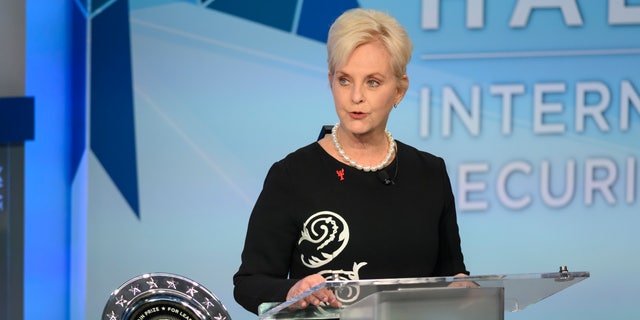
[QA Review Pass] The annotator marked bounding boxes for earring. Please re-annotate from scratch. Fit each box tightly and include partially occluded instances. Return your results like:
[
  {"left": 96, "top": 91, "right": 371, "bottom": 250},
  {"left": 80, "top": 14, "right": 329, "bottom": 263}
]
[{"left": 393, "top": 104, "right": 398, "bottom": 108}]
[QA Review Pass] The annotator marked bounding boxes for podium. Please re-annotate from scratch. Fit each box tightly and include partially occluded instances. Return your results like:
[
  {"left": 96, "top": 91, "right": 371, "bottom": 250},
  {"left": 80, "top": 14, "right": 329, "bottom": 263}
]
[{"left": 257, "top": 269, "right": 589, "bottom": 320}]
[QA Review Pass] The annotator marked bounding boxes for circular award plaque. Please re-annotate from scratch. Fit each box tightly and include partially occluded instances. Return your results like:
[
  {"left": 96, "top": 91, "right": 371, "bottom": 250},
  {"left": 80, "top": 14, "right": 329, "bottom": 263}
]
[{"left": 102, "top": 273, "right": 231, "bottom": 320}]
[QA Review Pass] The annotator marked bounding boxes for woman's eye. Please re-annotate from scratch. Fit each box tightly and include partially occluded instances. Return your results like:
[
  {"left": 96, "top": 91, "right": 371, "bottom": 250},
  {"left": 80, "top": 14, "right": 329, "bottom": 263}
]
[
  {"left": 338, "top": 78, "right": 350, "bottom": 86},
  {"left": 367, "top": 79, "right": 380, "bottom": 87}
]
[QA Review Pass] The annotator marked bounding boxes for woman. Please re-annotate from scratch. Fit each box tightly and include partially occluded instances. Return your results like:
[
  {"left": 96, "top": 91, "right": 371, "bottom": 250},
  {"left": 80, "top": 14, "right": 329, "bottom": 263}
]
[{"left": 233, "top": 8, "right": 468, "bottom": 314}]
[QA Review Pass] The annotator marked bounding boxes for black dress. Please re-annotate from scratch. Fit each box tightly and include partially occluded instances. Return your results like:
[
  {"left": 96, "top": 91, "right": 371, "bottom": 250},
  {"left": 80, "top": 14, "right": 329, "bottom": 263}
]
[{"left": 233, "top": 140, "right": 468, "bottom": 314}]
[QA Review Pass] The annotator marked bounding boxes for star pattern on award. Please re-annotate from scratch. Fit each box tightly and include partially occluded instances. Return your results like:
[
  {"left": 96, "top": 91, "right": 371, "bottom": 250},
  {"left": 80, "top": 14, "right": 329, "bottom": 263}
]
[
  {"left": 128, "top": 284, "right": 141, "bottom": 296},
  {"left": 146, "top": 277, "right": 158, "bottom": 289},
  {"left": 166, "top": 279, "right": 178, "bottom": 289},
  {"left": 105, "top": 310, "right": 117, "bottom": 320},
  {"left": 186, "top": 286, "right": 198, "bottom": 297},
  {"left": 213, "top": 313, "right": 227, "bottom": 320},
  {"left": 115, "top": 295, "right": 128, "bottom": 307},
  {"left": 203, "top": 297, "right": 216, "bottom": 309}
]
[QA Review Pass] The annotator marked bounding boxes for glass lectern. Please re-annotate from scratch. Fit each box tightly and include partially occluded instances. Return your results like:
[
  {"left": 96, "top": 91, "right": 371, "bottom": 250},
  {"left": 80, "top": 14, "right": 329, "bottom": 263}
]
[{"left": 258, "top": 269, "right": 589, "bottom": 320}]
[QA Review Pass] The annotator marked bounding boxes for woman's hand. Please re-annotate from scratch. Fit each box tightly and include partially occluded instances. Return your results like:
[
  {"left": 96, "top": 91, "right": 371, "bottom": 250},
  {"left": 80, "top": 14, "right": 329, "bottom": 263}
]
[
  {"left": 286, "top": 274, "right": 342, "bottom": 310},
  {"left": 447, "top": 273, "right": 478, "bottom": 288}
]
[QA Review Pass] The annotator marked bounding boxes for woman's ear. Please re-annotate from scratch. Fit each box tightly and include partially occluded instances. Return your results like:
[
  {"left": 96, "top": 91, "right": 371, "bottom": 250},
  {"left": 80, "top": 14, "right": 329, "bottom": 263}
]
[{"left": 396, "top": 74, "right": 409, "bottom": 103}]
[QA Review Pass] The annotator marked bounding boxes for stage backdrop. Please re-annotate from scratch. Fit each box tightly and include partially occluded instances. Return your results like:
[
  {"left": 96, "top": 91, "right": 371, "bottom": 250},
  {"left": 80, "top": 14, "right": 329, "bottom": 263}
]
[{"left": 71, "top": 1, "right": 640, "bottom": 319}]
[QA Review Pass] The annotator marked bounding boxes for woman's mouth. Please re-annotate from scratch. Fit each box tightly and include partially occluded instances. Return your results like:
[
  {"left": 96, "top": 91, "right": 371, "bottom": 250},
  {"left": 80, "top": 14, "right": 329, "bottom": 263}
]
[{"left": 349, "top": 111, "right": 367, "bottom": 119}]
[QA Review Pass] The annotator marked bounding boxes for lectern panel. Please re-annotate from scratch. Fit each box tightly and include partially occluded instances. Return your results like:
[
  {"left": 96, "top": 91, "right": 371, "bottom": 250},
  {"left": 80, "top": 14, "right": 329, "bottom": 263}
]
[
  {"left": 340, "top": 287, "right": 503, "bottom": 320},
  {"left": 258, "top": 271, "right": 589, "bottom": 320}
]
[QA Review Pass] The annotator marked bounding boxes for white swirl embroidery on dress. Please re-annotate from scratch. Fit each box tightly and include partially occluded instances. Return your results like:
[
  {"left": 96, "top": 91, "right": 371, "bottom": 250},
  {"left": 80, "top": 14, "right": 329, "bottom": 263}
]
[{"left": 298, "top": 211, "right": 349, "bottom": 268}]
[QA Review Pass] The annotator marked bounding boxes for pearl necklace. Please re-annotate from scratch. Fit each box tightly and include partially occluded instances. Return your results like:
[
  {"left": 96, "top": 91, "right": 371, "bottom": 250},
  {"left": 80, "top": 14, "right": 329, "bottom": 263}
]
[{"left": 331, "top": 123, "right": 396, "bottom": 172}]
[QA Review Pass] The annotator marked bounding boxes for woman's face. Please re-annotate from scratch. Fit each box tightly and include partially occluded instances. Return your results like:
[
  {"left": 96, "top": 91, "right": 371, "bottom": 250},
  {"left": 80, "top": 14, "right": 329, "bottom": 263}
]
[{"left": 329, "top": 40, "right": 408, "bottom": 138}]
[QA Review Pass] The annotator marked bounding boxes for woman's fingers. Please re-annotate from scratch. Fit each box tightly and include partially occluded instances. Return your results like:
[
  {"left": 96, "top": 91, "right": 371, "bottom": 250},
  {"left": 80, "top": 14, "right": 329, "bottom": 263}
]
[
  {"left": 287, "top": 275, "right": 325, "bottom": 309},
  {"left": 287, "top": 276, "right": 342, "bottom": 310}
]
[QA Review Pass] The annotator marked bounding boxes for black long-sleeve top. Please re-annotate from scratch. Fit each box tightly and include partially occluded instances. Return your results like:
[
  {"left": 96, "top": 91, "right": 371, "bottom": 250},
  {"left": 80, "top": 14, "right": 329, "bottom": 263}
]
[{"left": 233, "top": 140, "right": 468, "bottom": 314}]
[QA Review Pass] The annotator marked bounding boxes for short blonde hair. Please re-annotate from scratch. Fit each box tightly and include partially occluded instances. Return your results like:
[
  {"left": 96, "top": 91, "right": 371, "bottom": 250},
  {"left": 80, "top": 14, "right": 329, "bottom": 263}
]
[{"left": 327, "top": 9, "right": 413, "bottom": 87}]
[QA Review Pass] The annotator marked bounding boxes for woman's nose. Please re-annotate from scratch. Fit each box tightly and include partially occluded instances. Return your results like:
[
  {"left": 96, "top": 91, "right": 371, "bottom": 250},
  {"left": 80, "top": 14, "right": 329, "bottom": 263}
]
[{"left": 351, "top": 85, "right": 365, "bottom": 104}]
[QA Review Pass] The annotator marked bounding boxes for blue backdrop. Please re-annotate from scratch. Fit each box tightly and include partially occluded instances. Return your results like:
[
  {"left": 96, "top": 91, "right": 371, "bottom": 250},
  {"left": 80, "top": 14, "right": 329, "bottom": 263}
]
[{"left": 25, "top": 1, "right": 640, "bottom": 319}]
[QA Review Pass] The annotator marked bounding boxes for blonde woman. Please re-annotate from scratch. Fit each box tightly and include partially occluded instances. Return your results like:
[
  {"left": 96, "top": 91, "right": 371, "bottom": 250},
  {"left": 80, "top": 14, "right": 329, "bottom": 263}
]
[{"left": 234, "top": 8, "right": 468, "bottom": 314}]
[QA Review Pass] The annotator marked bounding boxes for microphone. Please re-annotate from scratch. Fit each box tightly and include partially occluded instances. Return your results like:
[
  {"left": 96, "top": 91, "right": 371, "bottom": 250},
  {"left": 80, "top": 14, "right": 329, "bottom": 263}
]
[{"left": 377, "top": 170, "right": 394, "bottom": 185}]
